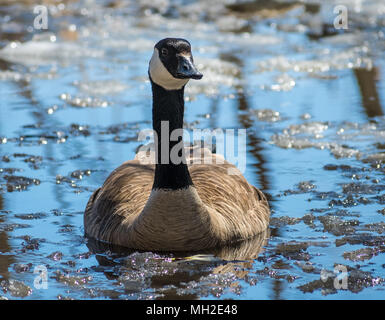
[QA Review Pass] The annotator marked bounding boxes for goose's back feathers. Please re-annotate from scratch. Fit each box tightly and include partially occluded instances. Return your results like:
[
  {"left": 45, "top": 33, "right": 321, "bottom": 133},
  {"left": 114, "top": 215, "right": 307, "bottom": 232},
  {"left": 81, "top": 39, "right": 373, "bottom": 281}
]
[{"left": 85, "top": 146, "right": 269, "bottom": 251}]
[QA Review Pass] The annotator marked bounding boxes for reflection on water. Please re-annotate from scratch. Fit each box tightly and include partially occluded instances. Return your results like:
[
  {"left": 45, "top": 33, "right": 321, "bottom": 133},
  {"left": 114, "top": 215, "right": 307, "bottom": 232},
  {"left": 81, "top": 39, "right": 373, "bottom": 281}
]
[
  {"left": 0, "top": 0, "right": 384, "bottom": 299},
  {"left": 87, "top": 230, "right": 269, "bottom": 299},
  {"left": 234, "top": 65, "right": 271, "bottom": 198},
  {"left": 354, "top": 67, "right": 383, "bottom": 118},
  {"left": 0, "top": 194, "right": 14, "bottom": 281}
]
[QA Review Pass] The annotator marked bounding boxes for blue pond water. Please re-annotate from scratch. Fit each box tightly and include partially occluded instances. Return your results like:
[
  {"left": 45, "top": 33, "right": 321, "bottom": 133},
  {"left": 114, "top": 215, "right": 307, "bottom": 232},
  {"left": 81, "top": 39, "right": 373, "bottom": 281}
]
[{"left": 0, "top": 0, "right": 384, "bottom": 299}]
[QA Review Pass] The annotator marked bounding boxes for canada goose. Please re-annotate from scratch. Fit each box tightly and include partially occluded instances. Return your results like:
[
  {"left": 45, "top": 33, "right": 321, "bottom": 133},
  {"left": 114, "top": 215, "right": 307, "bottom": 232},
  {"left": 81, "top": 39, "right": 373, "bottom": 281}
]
[{"left": 84, "top": 38, "right": 270, "bottom": 251}]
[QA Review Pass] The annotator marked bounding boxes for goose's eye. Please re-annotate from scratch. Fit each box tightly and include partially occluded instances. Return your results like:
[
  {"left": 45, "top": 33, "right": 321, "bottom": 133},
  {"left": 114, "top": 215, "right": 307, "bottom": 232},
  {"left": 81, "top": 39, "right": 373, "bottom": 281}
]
[{"left": 161, "top": 48, "right": 168, "bottom": 56}]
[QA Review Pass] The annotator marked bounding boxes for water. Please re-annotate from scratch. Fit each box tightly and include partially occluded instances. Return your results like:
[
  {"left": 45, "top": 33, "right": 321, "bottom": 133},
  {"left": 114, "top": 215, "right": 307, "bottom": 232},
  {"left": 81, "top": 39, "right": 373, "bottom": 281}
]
[{"left": 0, "top": 0, "right": 384, "bottom": 300}]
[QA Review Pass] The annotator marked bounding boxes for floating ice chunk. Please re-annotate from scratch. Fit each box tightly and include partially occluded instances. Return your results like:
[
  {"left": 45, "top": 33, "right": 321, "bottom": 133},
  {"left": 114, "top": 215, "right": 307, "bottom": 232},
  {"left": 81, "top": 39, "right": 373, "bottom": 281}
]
[
  {"left": 329, "top": 143, "right": 361, "bottom": 159},
  {"left": 252, "top": 109, "right": 281, "bottom": 122},
  {"left": 271, "top": 133, "right": 361, "bottom": 158},
  {"left": 222, "top": 32, "right": 281, "bottom": 47},
  {"left": 60, "top": 93, "right": 109, "bottom": 108},
  {"left": 0, "top": 70, "right": 26, "bottom": 82},
  {"left": 185, "top": 57, "right": 241, "bottom": 97},
  {"left": 287, "top": 122, "right": 329, "bottom": 136},
  {"left": 318, "top": 215, "right": 359, "bottom": 236},
  {"left": 138, "top": 0, "right": 170, "bottom": 15},
  {"left": 271, "top": 73, "right": 296, "bottom": 91},
  {"left": 362, "top": 153, "right": 385, "bottom": 163},
  {"left": 256, "top": 56, "right": 330, "bottom": 73},
  {"left": 75, "top": 80, "right": 127, "bottom": 96},
  {"left": 343, "top": 247, "right": 385, "bottom": 262},
  {"left": 215, "top": 15, "right": 250, "bottom": 32},
  {"left": 270, "top": 120, "right": 362, "bottom": 159},
  {"left": 0, "top": 36, "right": 103, "bottom": 66},
  {"left": 270, "top": 134, "right": 311, "bottom": 149},
  {"left": 256, "top": 46, "right": 373, "bottom": 74},
  {"left": 0, "top": 279, "right": 32, "bottom": 297},
  {"left": 178, "top": 0, "right": 228, "bottom": 22},
  {"left": 101, "top": 37, "right": 155, "bottom": 52}
]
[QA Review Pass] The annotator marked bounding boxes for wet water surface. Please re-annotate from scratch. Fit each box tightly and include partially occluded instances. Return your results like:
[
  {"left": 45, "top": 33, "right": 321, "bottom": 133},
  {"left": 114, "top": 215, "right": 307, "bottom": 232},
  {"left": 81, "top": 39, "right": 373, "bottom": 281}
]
[{"left": 0, "top": 0, "right": 385, "bottom": 299}]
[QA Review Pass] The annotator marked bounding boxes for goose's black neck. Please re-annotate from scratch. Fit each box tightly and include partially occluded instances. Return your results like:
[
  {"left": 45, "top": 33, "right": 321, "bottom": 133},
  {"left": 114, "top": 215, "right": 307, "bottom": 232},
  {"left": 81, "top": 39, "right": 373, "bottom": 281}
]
[{"left": 151, "top": 79, "right": 193, "bottom": 190}]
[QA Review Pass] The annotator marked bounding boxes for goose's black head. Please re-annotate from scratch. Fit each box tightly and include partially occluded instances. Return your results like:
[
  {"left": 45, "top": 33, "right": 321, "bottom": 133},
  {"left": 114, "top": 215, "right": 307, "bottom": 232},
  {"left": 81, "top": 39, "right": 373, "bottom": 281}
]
[{"left": 149, "top": 38, "right": 203, "bottom": 91}]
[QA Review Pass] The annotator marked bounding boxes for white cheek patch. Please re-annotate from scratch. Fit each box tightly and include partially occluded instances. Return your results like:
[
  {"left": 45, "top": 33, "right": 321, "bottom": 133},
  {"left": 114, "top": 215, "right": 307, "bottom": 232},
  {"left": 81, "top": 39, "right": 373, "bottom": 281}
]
[{"left": 149, "top": 48, "right": 189, "bottom": 91}]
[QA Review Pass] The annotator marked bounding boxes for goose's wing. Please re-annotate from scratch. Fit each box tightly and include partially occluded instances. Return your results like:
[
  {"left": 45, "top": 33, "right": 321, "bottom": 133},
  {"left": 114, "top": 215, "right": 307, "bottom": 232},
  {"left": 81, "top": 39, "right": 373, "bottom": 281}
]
[
  {"left": 187, "top": 147, "right": 270, "bottom": 238},
  {"left": 84, "top": 160, "right": 154, "bottom": 241}
]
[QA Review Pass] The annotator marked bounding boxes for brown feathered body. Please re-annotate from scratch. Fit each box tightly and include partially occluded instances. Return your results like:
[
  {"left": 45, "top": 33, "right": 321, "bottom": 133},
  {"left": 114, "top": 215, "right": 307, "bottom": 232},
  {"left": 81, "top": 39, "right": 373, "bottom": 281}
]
[{"left": 84, "top": 147, "right": 270, "bottom": 251}]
